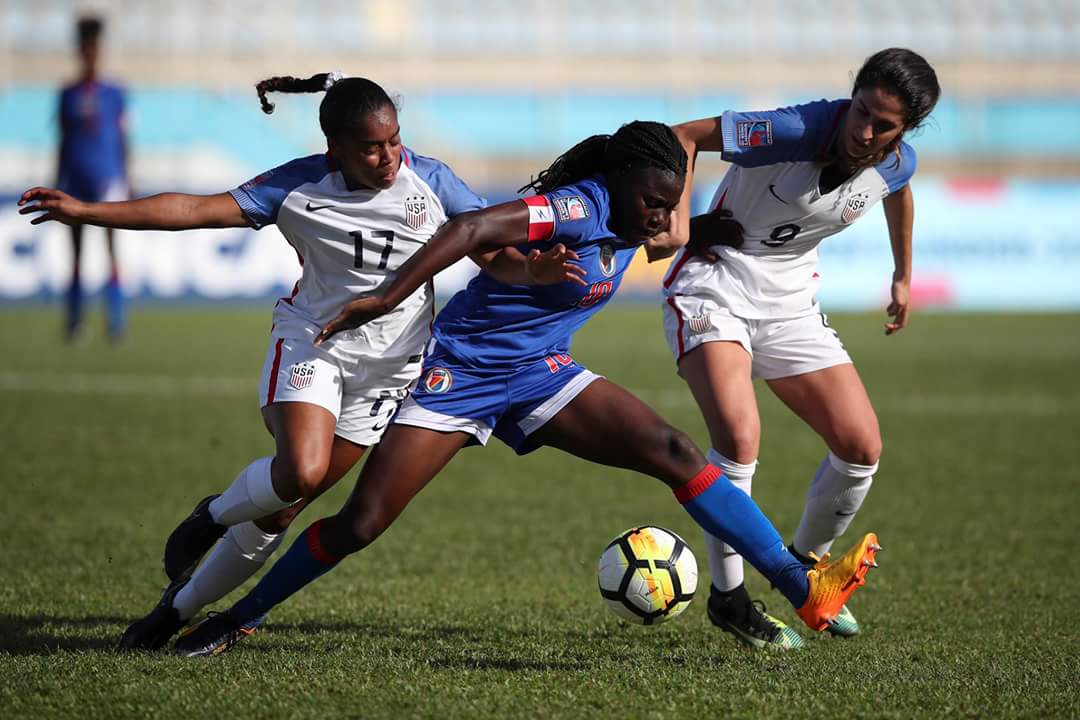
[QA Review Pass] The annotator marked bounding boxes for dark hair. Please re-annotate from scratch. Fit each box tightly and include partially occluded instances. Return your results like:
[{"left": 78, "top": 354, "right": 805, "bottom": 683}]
[
  {"left": 77, "top": 16, "right": 103, "bottom": 45},
  {"left": 853, "top": 48, "right": 940, "bottom": 131},
  {"left": 520, "top": 120, "right": 687, "bottom": 195},
  {"left": 255, "top": 73, "right": 397, "bottom": 140}
]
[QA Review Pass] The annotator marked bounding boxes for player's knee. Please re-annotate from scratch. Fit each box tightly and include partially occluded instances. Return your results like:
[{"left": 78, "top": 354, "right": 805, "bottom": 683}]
[
  {"left": 276, "top": 455, "right": 329, "bottom": 499},
  {"left": 255, "top": 505, "right": 302, "bottom": 534},
  {"left": 653, "top": 424, "right": 701, "bottom": 470},
  {"left": 344, "top": 507, "right": 390, "bottom": 553},
  {"left": 832, "top": 430, "right": 882, "bottom": 467},
  {"left": 724, "top": 427, "right": 760, "bottom": 465}
]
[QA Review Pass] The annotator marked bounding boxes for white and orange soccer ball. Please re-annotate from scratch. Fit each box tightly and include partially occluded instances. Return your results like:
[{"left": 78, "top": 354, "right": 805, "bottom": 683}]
[{"left": 597, "top": 526, "right": 698, "bottom": 625}]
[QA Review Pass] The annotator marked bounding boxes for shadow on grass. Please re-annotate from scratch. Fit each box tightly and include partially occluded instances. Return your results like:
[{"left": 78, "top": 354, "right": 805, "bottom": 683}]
[
  {"left": 0, "top": 613, "right": 126, "bottom": 655},
  {"left": 235, "top": 618, "right": 596, "bottom": 671}
]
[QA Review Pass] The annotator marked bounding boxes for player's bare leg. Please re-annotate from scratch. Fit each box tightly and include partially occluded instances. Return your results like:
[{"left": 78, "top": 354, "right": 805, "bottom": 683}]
[
  {"left": 529, "top": 378, "right": 818, "bottom": 629},
  {"left": 172, "top": 425, "right": 468, "bottom": 656},
  {"left": 768, "top": 362, "right": 882, "bottom": 636},
  {"left": 120, "top": 420, "right": 367, "bottom": 651},
  {"left": 103, "top": 226, "right": 125, "bottom": 342},
  {"left": 678, "top": 343, "right": 801, "bottom": 649},
  {"left": 65, "top": 224, "right": 85, "bottom": 342}
]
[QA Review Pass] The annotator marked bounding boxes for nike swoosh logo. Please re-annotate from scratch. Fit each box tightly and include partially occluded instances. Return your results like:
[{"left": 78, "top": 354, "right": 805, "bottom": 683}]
[
  {"left": 306, "top": 201, "right": 334, "bottom": 212},
  {"left": 372, "top": 421, "right": 388, "bottom": 432},
  {"left": 835, "top": 511, "right": 857, "bottom": 516},
  {"left": 768, "top": 184, "right": 788, "bottom": 205}
]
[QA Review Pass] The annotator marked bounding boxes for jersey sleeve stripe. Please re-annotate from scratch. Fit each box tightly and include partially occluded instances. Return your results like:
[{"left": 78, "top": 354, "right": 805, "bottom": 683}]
[{"left": 522, "top": 196, "right": 555, "bottom": 242}]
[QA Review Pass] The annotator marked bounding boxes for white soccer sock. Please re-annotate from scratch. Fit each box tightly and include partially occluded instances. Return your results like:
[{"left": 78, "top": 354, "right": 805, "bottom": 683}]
[
  {"left": 208, "top": 456, "right": 294, "bottom": 526},
  {"left": 791, "top": 452, "right": 876, "bottom": 559},
  {"left": 172, "top": 521, "right": 285, "bottom": 621},
  {"left": 703, "top": 448, "right": 757, "bottom": 592}
]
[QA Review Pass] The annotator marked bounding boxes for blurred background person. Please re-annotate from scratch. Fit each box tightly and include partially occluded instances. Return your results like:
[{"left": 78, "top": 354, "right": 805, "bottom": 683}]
[{"left": 56, "top": 14, "right": 128, "bottom": 342}]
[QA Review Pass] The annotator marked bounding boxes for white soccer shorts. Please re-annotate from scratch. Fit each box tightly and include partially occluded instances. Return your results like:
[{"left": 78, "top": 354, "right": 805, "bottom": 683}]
[
  {"left": 663, "top": 299, "right": 852, "bottom": 381},
  {"left": 257, "top": 336, "right": 423, "bottom": 446}
]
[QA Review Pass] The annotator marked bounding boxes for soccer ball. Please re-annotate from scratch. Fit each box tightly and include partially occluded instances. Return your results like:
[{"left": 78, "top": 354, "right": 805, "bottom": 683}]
[{"left": 597, "top": 526, "right": 697, "bottom": 625}]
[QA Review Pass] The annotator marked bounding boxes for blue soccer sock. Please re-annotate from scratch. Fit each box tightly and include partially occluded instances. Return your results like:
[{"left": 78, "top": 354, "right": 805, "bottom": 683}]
[
  {"left": 675, "top": 464, "right": 809, "bottom": 607},
  {"left": 66, "top": 270, "right": 83, "bottom": 335},
  {"left": 105, "top": 269, "right": 125, "bottom": 339},
  {"left": 230, "top": 519, "right": 342, "bottom": 626}
]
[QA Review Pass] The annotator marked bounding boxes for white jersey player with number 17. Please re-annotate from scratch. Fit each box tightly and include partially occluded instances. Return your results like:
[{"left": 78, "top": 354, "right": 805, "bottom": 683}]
[
  {"left": 21, "top": 72, "right": 583, "bottom": 652},
  {"left": 661, "top": 49, "right": 940, "bottom": 651}
]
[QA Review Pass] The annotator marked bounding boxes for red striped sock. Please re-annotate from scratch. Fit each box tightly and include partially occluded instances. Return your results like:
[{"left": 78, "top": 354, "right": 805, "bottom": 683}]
[
  {"left": 674, "top": 464, "right": 722, "bottom": 504},
  {"left": 305, "top": 519, "right": 343, "bottom": 566}
]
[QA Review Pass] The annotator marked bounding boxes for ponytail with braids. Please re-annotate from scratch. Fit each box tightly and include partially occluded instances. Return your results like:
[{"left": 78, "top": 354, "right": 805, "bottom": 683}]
[
  {"left": 254, "top": 72, "right": 396, "bottom": 140},
  {"left": 521, "top": 120, "right": 687, "bottom": 195}
]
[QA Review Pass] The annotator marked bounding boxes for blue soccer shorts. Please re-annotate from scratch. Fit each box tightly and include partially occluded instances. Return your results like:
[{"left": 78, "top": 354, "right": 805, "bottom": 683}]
[{"left": 392, "top": 340, "right": 602, "bottom": 454}]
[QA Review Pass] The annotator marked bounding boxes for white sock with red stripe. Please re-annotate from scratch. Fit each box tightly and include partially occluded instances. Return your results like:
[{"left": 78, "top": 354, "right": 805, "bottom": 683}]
[
  {"left": 791, "top": 453, "right": 876, "bottom": 559},
  {"left": 702, "top": 449, "right": 757, "bottom": 592},
  {"left": 208, "top": 457, "right": 294, "bottom": 526},
  {"left": 172, "top": 521, "right": 285, "bottom": 621}
]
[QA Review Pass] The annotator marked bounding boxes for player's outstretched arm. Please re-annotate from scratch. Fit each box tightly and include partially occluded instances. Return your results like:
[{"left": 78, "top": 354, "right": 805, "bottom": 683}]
[
  {"left": 18, "top": 188, "right": 248, "bottom": 230},
  {"left": 882, "top": 183, "right": 913, "bottom": 335},
  {"left": 470, "top": 245, "right": 586, "bottom": 287},
  {"left": 316, "top": 200, "right": 543, "bottom": 344}
]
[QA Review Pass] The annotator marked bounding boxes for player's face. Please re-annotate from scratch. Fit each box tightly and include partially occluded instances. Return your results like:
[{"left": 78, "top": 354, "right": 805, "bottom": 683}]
[
  {"left": 841, "top": 87, "right": 907, "bottom": 163},
  {"left": 79, "top": 37, "right": 100, "bottom": 74},
  {"left": 610, "top": 168, "right": 684, "bottom": 245},
  {"left": 329, "top": 105, "right": 402, "bottom": 191}
]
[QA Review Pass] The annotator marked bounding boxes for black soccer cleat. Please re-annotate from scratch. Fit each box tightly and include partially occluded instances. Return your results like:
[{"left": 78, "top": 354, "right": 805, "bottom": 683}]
[
  {"left": 117, "top": 577, "right": 190, "bottom": 652},
  {"left": 173, "top": 611, "right": 258, "bottom": 658},
  {"left": 707, "top": 587, "right": 805, "bottom": 651},
  {"left": 163, "top": 494, "right": 226, "bottom": 582}
]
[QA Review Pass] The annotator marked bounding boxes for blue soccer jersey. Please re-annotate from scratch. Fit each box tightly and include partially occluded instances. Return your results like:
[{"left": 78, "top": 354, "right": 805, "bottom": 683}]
[
  {"left": 432, "top": 176, "right": 639, "bottom": 368},
  {"left": 57, "top": 79, "right": 127, "bottom": 201}
]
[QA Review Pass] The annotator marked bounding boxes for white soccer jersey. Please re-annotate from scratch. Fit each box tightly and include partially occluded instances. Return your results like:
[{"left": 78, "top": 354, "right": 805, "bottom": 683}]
[
  {"left": 230, "top": 148, "right": 485, "bottom": 362},
  {"left": 664, "top": 99, "right": 916, "bottom": 319}
]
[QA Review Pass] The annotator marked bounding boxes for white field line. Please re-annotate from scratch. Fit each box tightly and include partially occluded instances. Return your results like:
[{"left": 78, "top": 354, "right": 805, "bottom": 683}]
[
  {"left": 0, "top": 371, "right": 251, "bottom": 397},
  {"left": 0, "top": 371, "right": 1076, "bottom": 416},
  {"left": 632, "top": 388, "right": 1079, "bottom": 417}
]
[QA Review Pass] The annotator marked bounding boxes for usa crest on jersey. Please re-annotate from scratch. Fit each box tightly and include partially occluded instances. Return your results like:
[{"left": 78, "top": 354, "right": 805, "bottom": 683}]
[
  {"left": 289, "top": 362, "right": 316, "bottom": 390},
  {"left": 841, "top": 192, "right": 870, "bottom": 224},
  {"left": 404, "top": 195, "right": 427, "bottom": 230}
]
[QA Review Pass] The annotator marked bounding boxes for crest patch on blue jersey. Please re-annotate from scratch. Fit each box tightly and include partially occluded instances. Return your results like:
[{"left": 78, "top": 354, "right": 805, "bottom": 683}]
[
  {"left": 599, "top": 243, "right": 616, "bottom": 277},
  {"left": 423, "top": 367, "right": 453, "bottom": 393},
  {"left": 553, "top": 196, "right": 590, "bottom": 222},
  {"left": 736, "top": 120, "right": 773, "bottom": 149}
]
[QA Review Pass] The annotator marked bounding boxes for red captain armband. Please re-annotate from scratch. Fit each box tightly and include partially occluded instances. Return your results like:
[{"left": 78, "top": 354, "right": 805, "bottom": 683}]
[{"left": 522, "top": 196, "right": 555, "bottom": 242}]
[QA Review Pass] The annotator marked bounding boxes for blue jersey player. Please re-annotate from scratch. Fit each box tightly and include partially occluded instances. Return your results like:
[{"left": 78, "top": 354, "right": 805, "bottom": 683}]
[
  {"left": 662, "top": 49, "right": 940, "bottom": 650},
  {"left": 23, "top": 72, "right": 581, "bottom": 653},
  {"left": 57, "top": 17, "right": 129, "bottom": 341},
  {"left": 171, "top": 121, "right": 881, "bottom": 657}
]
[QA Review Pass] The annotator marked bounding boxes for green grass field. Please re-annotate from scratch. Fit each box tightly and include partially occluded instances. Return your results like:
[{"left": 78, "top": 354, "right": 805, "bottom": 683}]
[{"left": 1, "top": 306, "right": 1078, "bottom": 719}]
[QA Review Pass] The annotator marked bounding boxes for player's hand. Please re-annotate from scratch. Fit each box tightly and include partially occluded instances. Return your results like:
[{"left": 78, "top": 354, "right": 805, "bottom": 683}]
[
  {"left": 526, "top": 243, "right": 587, "bottom": 286},
  {"left": 686, "top": 208, "right": 744, "bottom": 262},
  {"left": 885, "top": 277, "right": 910, "bottom": 335},
  {"left": 17, "top": 187, "right": 86, "bottom": 226},
  {"left": 315, "top": 296, "right": 389, "bottom": 346}
]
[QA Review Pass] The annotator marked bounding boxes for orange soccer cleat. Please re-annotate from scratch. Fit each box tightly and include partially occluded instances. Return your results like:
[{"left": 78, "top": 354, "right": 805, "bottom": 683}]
[{"left": 796, "top": 532, "right": 881, "bottom": 632}]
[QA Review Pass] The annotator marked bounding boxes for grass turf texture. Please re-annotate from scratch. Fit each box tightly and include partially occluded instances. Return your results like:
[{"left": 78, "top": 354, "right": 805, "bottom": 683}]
[{"left": 1, "top": 306, "right": 1077, "bottom": 719}]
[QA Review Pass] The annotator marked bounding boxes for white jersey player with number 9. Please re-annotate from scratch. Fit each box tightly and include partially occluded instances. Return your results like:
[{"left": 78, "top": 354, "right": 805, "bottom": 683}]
[
  {"left": 20, "top": 72, "right": 583, "bottom": 651},
  {"left": 659, "top": 49, "right": 940, "bottom": 650}
]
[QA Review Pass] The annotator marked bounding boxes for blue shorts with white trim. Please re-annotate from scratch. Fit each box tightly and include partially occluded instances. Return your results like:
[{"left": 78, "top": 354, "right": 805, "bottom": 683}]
[{"left": 393, "top": 342, "right": 601, "bottom": 455}]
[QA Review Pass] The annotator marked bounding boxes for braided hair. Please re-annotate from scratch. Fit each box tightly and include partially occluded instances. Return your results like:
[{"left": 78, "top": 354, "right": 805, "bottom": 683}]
[
  {"left": 254, "top": 73, "right": 397, "bottom": 140},
  {"left": 520, "top": 120, "right": 687, "bottom": 195}
]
